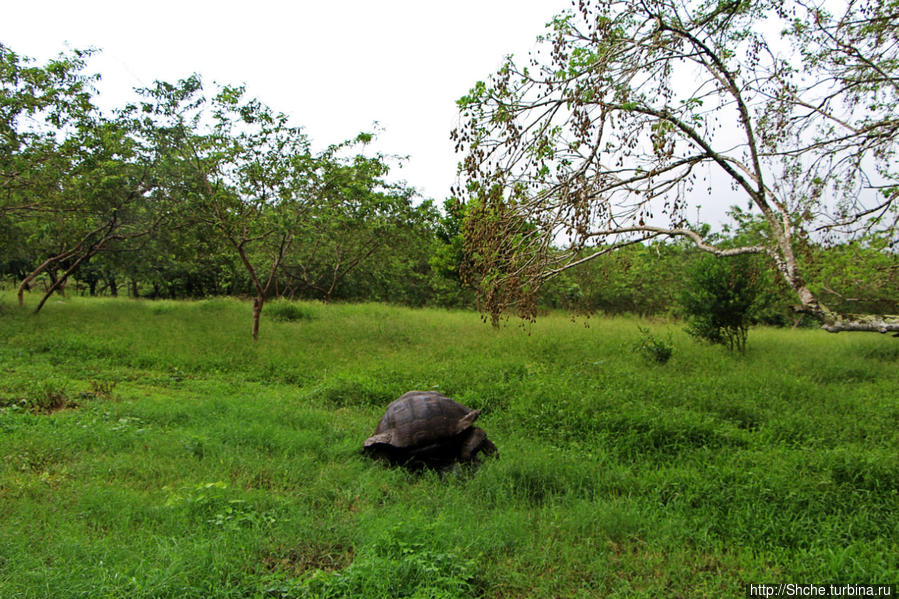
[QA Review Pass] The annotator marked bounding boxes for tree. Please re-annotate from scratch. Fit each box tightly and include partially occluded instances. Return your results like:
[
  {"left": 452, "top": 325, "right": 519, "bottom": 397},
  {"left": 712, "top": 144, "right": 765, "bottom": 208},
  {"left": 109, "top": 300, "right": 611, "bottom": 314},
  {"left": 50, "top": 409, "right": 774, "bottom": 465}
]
[
  {"left": 1, "top": 43, "right": 96, "bottom": 303},
  {"left": 453, "top": 0, "right": 898, "bottom": 333},
  {"left": 281, "top": 149, "right": 421, "bottom": 302},
  {"left": 134, "top": 77, "right": 318, "bottom": 341},
  {"left": 0, "top": 44, "right": 96, "bottom": 213},
  {"left": 427, "top": 198, "right": 476, "bottom": 308},
  {"left": 1, "top": 44, "right": 165, "bottom": 312}
]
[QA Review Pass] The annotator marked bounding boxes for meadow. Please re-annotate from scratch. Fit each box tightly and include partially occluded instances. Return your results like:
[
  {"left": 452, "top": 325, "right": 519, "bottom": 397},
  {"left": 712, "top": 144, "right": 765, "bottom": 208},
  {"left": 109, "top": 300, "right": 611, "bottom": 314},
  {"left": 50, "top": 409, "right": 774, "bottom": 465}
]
[{"left": 0, "top": 292, "right": 897, "bottom": 598}]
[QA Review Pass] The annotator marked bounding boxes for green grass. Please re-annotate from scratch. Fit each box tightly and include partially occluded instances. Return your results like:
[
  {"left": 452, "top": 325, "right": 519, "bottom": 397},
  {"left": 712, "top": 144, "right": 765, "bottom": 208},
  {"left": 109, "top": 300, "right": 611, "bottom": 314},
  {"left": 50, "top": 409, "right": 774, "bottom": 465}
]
[{"left": 0, "top": 291, "right": 897, "bottom": 598}]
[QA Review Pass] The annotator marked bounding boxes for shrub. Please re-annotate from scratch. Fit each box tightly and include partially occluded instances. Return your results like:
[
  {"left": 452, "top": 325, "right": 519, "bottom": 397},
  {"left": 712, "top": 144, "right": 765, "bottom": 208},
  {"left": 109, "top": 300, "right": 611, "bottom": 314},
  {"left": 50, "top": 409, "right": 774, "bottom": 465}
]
[
  {"left": 679, "top": 253, "right": 767, "bottom": 352},
  {"left": 632, "top": 326, "right": 673, "bottom": 364}
]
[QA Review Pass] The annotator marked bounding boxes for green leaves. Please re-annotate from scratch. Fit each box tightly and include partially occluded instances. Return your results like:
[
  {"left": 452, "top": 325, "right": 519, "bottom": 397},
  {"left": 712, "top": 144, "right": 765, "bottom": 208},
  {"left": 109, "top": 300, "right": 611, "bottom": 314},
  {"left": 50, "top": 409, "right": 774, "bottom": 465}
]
[
  {"left": 456, "top": 80, "right": 488, "bottom": 108},
  {"left": 680, "top": 252, "right": 769, "bottom": 352}
]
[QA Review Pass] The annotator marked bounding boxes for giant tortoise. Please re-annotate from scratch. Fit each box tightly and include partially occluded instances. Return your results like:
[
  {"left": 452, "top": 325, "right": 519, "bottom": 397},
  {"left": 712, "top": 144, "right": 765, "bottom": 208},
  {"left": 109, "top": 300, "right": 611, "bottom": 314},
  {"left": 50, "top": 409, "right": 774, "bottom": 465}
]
[{"left": 363, "top": 391, "right": 497, "bottom": 469}]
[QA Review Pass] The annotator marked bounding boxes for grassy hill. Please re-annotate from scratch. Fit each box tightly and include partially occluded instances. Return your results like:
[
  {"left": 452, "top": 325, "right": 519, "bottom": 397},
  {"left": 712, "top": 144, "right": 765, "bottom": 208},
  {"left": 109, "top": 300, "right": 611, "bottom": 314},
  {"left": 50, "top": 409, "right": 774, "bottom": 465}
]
[{"left": 1, "top": 292, "right": 896, "bottom": 597}]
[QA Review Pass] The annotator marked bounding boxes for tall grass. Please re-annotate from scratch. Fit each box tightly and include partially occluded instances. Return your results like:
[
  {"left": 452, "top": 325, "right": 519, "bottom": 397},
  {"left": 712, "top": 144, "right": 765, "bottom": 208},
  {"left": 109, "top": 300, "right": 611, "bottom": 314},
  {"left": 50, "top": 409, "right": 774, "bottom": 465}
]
[{"left": 0, "top": 291, "right": 897, "bottom": 597}]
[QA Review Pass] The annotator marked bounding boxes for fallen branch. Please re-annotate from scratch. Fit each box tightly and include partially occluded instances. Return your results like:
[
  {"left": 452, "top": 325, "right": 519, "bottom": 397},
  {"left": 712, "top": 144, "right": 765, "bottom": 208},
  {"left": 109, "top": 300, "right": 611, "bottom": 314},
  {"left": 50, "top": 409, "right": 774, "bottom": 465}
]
[{"left": 819, "top": 313, "right": 899, "bottom": 334}]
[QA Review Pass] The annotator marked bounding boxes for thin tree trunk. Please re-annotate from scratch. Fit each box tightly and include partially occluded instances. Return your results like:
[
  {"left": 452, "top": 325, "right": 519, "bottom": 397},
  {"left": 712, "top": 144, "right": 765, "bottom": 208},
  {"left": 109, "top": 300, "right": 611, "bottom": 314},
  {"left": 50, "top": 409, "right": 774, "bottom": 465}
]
[
  {"left": 46, "top": 270, "right": 65, "bottom": 297},
  {"left": 252, "top": 296, "right": 263, "bottom": 342},
  {"left": 17, "top": 253, "right": 72, "bottom": 306},
  {"left": 34, "top": 226, "right": 122, "bottom": 313},
  {"left": 233, "top": 234, "right": 291, "bottom": 342},
  {"left": 18, "top": 250, "right": 80, "bottom": 308},
  {"left": 16, "top": 222, "right": 118, "bottom": 307},
  {"left": 35, "top": 252, "right": 92, "bottom": 313}
]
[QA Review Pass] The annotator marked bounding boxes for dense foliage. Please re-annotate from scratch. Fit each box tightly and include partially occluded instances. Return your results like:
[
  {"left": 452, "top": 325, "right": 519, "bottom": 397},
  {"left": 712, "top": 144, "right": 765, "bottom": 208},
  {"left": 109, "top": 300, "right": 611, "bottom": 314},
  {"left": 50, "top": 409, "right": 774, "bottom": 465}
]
[
  {"left": 1, "top": 40, "right": 897, "bottom": 341},
  {"left": 0, "top": 44, "right": 468, "bottom": 337},
  {"left": 680, "top": 254, "right": 767, "bottom": 352}
]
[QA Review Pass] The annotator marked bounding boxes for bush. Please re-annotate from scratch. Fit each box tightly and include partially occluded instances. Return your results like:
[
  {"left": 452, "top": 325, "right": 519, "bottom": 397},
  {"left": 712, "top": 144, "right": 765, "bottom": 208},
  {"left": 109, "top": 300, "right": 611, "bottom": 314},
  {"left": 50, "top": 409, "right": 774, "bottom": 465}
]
[
  {"left": 632, "top": 326, "right": 673, "bottom": 364},
  {"left": 679, "top": 253, "right": 767, "bottom": 352}
]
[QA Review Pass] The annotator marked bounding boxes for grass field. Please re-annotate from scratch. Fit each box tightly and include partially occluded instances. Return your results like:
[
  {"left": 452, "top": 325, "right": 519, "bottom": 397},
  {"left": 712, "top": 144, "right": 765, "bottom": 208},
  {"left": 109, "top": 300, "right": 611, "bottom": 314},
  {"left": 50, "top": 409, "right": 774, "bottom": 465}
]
[{"left": 0, "top": 292, "right": 897, "bottom": 598}]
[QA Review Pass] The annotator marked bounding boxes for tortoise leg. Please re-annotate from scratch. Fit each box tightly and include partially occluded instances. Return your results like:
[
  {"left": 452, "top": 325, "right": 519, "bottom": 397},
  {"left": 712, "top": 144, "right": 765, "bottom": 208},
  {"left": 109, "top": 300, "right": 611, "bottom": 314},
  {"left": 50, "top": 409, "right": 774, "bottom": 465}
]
[{"left": 406, "top": 441, "right": 458, "bottom": 470}]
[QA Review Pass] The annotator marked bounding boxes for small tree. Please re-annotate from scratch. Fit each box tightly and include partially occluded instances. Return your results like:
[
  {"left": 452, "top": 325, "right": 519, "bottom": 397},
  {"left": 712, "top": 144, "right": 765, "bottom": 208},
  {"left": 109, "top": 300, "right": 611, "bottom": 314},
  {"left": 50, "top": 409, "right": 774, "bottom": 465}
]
[
  {"left": 134, "top": 77, "right": 317, "bottom": 341},
  {"left": 680, "top": 254, "right": 767, "bottom": 352}
]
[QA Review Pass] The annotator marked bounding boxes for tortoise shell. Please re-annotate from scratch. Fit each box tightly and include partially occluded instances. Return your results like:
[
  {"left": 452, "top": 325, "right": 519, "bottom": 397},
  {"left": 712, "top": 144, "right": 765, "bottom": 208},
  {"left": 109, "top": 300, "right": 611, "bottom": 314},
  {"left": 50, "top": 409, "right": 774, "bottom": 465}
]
[{"left": 363, "top": 391, "right": 481, "bottom": 450}]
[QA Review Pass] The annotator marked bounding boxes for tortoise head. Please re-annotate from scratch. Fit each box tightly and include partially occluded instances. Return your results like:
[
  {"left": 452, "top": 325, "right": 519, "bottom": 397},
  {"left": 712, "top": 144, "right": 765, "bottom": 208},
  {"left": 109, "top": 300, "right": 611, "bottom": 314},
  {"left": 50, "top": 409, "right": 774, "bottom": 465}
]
[{"left": 458, "top": 426, "right": 497, "bottom": 461}]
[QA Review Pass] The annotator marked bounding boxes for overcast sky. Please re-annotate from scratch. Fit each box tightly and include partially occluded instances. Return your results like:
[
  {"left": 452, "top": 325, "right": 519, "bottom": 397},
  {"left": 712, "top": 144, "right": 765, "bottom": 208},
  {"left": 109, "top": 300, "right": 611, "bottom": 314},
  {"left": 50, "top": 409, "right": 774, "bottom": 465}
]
[{"left": 3, "top": 0, "right": 572, "bottom": 204}]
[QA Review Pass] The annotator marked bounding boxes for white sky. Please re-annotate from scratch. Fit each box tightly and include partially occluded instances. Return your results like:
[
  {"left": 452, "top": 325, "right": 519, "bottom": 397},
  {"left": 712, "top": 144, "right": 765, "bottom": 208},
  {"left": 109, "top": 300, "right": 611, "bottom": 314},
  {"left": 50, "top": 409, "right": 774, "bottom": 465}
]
[{"left": 2, "top": 0, "right": 572, "bottom": 205}]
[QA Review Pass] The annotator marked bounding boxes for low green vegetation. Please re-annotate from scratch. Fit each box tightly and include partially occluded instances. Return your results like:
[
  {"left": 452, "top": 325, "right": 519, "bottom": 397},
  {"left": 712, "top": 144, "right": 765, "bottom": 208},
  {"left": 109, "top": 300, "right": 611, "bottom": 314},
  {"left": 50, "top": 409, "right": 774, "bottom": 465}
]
[
  {"left": 1, "top": 293, "right": 897, "bottom": 598},
  {"left": 679, "top": 253, "right": 768, "bottom": 353},
  {"left": 632, "top": 327, "right": 674, "bottom": 365}
]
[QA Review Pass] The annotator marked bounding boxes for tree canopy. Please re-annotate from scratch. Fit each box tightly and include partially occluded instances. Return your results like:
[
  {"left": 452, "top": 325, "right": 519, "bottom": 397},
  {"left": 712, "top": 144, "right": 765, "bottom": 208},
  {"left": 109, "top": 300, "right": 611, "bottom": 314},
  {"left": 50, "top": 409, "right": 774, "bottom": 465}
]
[
  {"left": 454, "top": 0, "right": 898, "bottom": 333},
  {"left": 0, "top": 44, "right": 454, "bottom": 340},
  {"left": 2, "top": 31, "right": 897, "bottom": 341}
]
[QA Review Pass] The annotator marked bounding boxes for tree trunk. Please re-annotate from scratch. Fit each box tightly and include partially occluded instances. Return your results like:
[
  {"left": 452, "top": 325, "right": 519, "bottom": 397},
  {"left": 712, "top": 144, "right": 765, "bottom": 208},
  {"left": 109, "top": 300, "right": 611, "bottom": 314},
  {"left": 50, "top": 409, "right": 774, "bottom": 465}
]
[
  {"left": 233, "top": 234, "right": 291, "bottom": 343},
  {"left": 17, "top": 251, "right": 80, "bottom": 308},
  {"left": 18, "top": 255, "right": 66, "bottom": 306},
  {"left": 35, "top": 257, "right": 86, "bottom": 313},
  {"left": 252, "top": 296, "right": 263, "bottom": 342},
  {"left": 46, "top": 270, "right": 66, "bottom": 297}
]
